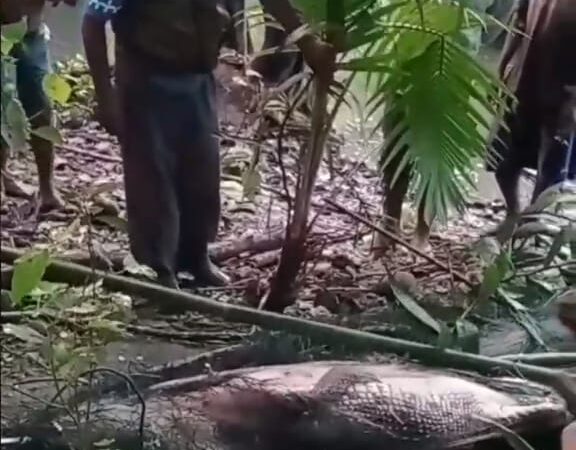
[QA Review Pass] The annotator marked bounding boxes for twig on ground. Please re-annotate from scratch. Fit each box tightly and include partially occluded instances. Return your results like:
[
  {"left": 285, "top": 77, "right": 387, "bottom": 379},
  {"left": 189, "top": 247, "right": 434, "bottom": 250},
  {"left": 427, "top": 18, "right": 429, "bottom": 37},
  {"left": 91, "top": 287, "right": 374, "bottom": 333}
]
[
  {"left": 325, "top": 199, "right": 473, "bottom": 287},
  {"left": 58, "top": 143, "right": 122, "bottom": 164},
  {"left": 505, "top": 261, "right": 575, "bottom": 282},
  {"left": 83, "top": 367, "right": 146, "bottom": 450},
  {"left": 125, "top": 324, "right": 246, "bottom": 343},
  {"left": 12, "top": 377, "right": 67, "bottom": 386},
  {"left": 195, "top": 278, "right": 256, "bottom": 292},
  {"left": 210, "top": 232, "right": 284, "bottom": 262},
  {"left": 498, "top": 352, "right": 576, "bottom": 367},
  {"left": 1, "top": 383, "right": 68, "bottom": 411}
]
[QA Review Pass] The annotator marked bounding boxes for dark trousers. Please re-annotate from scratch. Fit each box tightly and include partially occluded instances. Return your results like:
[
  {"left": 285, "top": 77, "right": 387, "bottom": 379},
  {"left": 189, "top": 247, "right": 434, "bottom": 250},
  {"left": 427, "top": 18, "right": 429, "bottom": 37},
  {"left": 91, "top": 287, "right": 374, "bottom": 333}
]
[{"left": 115, "top": 53, "right": 221, "bottom": 278}]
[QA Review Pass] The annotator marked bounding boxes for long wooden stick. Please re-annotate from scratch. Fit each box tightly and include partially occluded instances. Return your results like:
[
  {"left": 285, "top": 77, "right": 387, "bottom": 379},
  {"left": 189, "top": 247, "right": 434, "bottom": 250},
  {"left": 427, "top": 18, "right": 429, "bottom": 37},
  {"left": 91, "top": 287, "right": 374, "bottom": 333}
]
[
  {"left": 325, "top": 199, "right": 474, "bottom": 287},
  {"left": 0, "top": 247, "right": 560, "bottom": 385}
]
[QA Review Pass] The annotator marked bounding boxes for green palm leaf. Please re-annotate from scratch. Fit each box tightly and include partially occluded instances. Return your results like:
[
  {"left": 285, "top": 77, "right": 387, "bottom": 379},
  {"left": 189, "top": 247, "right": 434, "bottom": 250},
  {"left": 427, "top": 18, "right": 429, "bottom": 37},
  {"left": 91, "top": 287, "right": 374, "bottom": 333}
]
[
  {"left": 281, "top": 0, "right": 510, "bottom": 226},
  {"left": 332, "top": 0, "right": 507, "bottom": 225}
]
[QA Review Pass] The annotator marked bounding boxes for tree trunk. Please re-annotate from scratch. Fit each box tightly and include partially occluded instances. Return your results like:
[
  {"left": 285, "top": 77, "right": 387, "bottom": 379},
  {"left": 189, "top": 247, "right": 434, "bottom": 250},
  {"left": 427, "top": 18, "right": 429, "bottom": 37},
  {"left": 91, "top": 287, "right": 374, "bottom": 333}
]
[{"left": 266, "top": 76, "right": 332, "bottom": 311}]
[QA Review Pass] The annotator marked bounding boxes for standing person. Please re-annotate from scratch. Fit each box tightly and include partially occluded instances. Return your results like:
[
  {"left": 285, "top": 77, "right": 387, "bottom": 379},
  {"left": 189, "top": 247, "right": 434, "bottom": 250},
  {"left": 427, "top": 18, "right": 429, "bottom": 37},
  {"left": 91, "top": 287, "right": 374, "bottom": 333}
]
[
  {"left": 82, "top": 0, "right": 334, "bottom": 288},
  {"left": 489, "top": 0, "right": 576, "bottom": 221},
  {"left": 1, "top": 0, "right": 77, "bottom": 212}
]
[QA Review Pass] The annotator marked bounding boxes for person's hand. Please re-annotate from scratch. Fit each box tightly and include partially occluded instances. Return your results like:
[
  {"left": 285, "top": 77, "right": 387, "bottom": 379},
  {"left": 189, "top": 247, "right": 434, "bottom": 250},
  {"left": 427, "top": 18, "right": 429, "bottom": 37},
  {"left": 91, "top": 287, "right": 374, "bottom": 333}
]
[{"left": 298, "top": 35, "right": 337, "bottom": 82}]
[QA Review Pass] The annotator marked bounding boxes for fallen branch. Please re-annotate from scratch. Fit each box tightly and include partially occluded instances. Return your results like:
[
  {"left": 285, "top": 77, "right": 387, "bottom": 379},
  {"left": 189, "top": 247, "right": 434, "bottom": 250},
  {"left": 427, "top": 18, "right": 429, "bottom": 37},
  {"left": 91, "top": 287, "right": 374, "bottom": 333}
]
[
  {"left": 5, "top": 230, "right": 363, "bottom": 282},
  {"left": 2, "top": 247, "right": 572, "bottom": 400},
  {"left": 210, "top": 232, "right": 284, "bottom": 262},
  {"left": 125, "top": 324, "right": 245, "bottom": 343},
  {"left": 325, "top": 199, "right": 474, "bottom": 287},
  {"left": 140, "top": 344, "right": 259, "bottom": 387},
  {"left": 22, "top": 232, "right": 289, "bottom": 275},
  {"left": 498, "top": 352, "right": 576, "bottom": 367},
  {"left": 57, "top": 143, "right": 122, "bottom": 164}
]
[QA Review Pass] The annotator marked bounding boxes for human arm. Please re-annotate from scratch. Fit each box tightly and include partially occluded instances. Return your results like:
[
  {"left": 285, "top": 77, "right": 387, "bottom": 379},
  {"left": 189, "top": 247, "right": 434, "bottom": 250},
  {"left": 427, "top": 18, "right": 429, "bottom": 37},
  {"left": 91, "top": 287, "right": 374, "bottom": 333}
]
[
  {"left": 259, "top": 0, "right": 336, "bottom": 80},
  {"left": 81, "top": 0, "right": 122, "bottom": 135}
]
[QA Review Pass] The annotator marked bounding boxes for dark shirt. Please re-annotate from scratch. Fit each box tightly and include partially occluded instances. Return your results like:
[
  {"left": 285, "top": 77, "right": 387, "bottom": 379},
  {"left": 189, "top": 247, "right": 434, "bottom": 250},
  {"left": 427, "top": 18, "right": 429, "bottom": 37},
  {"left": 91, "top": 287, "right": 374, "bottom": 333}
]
[{"left": 84, "top": 0, "right": 304, "bottom": 34}]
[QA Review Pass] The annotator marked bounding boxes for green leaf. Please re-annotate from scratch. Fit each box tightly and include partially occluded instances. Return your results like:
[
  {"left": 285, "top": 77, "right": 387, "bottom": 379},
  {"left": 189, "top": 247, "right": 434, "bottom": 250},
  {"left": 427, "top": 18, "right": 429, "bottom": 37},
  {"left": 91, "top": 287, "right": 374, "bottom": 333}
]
[
  {"left": 89, "top": 319, "right": 125, "bottom": 341},
  {"left": 2, "top": 20, "right": 28, "bottom": 48},
  {"left": 57, "top": 351, "right": 93, "bottom": 380},
  {"left": 42, "top": 73, "right": 72, "bottom": 105},
  {"left": 473, "top": 236, "right": 501, "bottom": 265},
  {"left": 375, "top": 36, "right": 503, "bottom": 225},
  {"left": 242, "top": 166, "right": 261, "bottom": 201},
  {"left": 341, "top": 55, "right": 396, "bottom": 73},
  {"left": 543, "top": 226, "right": 570, "bottom": 268},
  {"left": 31, "top": 125, "right": 63, "bottom": 144},
  {"left": 477, "top": 251, "right": 512, "bottom": 304},
  {"left": 436, "top": 322, "right": 453, "bottom": 349},
  {"left": 2, "top": 323, "right": 45, "bottom": 345},
  {"left": 497, "top": 289, "right": 546, "bottom": 349},
  {"left": 453, "top": 319, "right": 480, "bottom": 353},
  {"left": 478, "top": 264, "right": 502, "bottom": 304},
  {"left": 3, "top": 98, "right": 30, "bottom": 150},
  {"left": 1, "top": 36, "right": 15, "bottom": 56},
  {"left": 391, "top": 284, "right": 441, "bottom": 334},
  {"left": 10, "top": 250, "right": 51, "bottom": 305},
  {"left": 51, "top": 341, "right": 73, "bottom": 367}
]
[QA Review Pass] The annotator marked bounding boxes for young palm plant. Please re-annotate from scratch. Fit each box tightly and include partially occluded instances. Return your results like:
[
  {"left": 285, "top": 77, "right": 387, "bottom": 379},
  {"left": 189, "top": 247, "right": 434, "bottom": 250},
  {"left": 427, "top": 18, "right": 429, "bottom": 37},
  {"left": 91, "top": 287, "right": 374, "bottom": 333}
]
[{"left": 266, "top": 0, "right": 510, "bottom": 311}]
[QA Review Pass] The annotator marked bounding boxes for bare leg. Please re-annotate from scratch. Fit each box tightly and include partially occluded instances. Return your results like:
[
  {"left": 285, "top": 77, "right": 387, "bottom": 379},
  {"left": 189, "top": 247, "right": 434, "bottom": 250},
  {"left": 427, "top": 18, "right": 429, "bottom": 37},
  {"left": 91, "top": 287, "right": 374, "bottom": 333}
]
[
  {"left": 14, "top": 30, "right": 63, "bottom": 212},
  {"left": 30, "top": 115, "right": 64, "bottom": 213},
  {"left": 0, "top": 129, "right": 61, "bottom": 211},
  {"left": 494, "top": 163, "right": 522, "bottom": 240},
  {"left": 374, "top": 156, "right": 411, "bottom": 255},
  {"left": 413, "top": 200, "right": 431, "bottom": 250}
]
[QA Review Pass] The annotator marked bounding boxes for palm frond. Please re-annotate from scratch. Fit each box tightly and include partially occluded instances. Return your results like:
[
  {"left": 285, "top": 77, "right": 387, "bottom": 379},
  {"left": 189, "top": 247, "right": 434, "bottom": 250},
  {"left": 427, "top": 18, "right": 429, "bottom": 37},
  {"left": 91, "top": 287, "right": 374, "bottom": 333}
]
[{"left": 333, "top": 0, "right": 510, "bottom": 224}]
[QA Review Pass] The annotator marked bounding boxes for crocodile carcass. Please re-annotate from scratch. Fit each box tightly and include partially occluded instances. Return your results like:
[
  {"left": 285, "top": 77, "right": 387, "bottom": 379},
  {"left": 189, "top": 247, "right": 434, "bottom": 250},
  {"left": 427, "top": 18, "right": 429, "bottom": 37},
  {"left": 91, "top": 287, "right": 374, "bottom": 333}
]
[{"left": 4, "top": 361, "right": 572, "bottom": 450}]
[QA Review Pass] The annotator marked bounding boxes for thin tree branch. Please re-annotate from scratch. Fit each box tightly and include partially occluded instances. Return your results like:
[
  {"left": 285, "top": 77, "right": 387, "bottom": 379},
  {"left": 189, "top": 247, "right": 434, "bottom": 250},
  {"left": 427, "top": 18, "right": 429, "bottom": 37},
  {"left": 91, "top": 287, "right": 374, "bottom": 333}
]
[{"left": 324, "top": 199, "right": 474, "bottom": 287}]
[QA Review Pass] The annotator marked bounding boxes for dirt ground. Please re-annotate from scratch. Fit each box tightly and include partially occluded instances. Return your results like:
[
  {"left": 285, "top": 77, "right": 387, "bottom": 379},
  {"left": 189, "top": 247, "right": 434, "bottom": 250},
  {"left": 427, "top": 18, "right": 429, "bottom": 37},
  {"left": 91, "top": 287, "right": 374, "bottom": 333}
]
[{"left": 2, "top": 60, "right": 575, "bottom": 439}]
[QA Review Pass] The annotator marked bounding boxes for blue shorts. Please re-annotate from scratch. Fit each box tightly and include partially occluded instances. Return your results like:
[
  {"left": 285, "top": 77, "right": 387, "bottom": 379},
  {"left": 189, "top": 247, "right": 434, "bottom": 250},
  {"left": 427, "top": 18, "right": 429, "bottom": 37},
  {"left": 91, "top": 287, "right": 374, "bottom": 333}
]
[
  {"left": 541, "top": 135, "right": 576, "bottom": 189},
  {"left": 13, "top": 30, "right": 52, "bottom": 118}
]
